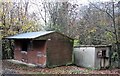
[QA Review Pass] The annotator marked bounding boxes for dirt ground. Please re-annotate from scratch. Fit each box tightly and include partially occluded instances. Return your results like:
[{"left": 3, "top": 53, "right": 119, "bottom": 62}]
[{"left": 2, "top": 60, "right": 120, "bottom": 75}]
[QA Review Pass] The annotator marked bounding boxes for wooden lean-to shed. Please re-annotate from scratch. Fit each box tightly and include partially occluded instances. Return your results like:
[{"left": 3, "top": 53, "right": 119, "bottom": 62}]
[
  {"left": 74, "top": 45, "right": 111, "bottom": 69},
  {"left": 7, "top": 31, "right": 73, "bottom": 68}
]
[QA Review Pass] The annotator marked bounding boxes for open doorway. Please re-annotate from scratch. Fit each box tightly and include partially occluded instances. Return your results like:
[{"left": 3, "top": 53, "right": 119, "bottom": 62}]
[{"left": 20, "top": 40, "right": 30, "bottom": 62}]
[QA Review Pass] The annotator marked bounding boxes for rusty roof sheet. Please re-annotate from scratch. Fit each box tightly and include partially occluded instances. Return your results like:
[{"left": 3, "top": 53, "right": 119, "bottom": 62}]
[{"left": 6, "top": 31, "right": 54, "bottom": 39}]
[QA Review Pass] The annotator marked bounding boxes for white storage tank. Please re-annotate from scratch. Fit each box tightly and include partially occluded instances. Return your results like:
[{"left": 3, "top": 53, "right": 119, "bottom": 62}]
[{"left": 74, "top": 45, "right": 111, "bottom": 69}]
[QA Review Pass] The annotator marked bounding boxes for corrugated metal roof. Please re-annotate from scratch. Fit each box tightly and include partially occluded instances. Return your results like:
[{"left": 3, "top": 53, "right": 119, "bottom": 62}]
[
  {"left": 74, "top": 45, "right": 112, "bottom": 48},
  {"left": 6, "top": 31, "right": 54, "bottom": 39}
]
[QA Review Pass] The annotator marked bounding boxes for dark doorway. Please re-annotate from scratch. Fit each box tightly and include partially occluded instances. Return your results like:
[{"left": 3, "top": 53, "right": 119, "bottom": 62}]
[{"left": 21, "top": 40, "right": 30, "bottom": 51}]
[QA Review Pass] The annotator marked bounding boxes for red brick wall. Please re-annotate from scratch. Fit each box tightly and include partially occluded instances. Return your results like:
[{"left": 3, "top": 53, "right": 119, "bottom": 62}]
[
  {"left": 14, "top": 40, "right": 46, "bottom": 66},
  {"left": 27, "top": 40, "right": 46, "bottom": 65},
  {"left": 14, "top": 40, "right": 22, "bottom": 61}
]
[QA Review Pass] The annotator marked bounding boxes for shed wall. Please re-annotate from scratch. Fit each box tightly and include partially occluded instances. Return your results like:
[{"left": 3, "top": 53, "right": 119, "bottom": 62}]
[
  {"left": 74, "top": 47, "right": 96, "bottom": 68},
  {"left": 38, "top": 32, "right": 73, "bottom": 67},
  {"left": 14, "top": 40, "right": 22, "bottom": 60},
  {"left": 14, "top": 40, "right": 46, "bottom": 67},
  {"left": 94, "top": 47, "right": 110, "bottom": 69}
]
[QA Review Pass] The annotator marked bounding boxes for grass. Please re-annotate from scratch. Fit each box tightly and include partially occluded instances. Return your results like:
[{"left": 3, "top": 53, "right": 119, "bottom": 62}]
[
  {"left": 70, "top": 70, "right": 82, "bottom": 74},
  {"left": 74, "top": 40, "right": 80, "bottom": 46}
]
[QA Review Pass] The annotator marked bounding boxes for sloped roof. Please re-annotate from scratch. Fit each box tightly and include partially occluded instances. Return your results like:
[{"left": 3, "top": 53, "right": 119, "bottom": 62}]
[{"left": 6, "top": 31, "right": 54, "bottom": 39}]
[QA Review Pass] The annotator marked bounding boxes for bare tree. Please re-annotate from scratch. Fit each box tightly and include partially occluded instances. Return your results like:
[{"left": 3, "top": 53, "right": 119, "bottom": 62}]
[
  {"left": 88, "top": 0, "right": 120, "bottom": 67},
  {"left": 0, "top": 1, "right": 41, "bottom": 59}
]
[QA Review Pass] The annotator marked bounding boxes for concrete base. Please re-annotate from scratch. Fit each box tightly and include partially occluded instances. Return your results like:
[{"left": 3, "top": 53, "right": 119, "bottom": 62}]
[{"left": 7, "top": 59, "right": 37, "bottom": 67}]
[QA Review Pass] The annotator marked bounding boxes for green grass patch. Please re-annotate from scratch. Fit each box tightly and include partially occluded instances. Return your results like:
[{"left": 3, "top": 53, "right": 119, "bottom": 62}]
[{"left": 74, "top": 40, "right": 80, "bottom": 46}]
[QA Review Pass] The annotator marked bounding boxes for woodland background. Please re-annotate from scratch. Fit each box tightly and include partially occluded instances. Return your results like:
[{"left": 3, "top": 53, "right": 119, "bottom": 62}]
[{"left": 0, "top": 0, "right": 120, "bottom": 68}]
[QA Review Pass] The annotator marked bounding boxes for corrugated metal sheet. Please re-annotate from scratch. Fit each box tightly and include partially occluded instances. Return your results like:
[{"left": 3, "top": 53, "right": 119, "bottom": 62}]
[
  {"left": 6, "top": 31, "right": 54, "bottom": 39},
  {"left": 74, "top": 45, "right": 112, "bottom": 48}
]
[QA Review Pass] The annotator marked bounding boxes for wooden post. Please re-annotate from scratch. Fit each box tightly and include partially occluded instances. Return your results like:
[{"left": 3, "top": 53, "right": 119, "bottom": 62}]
[
  {"left": 117, "top": 1, "right": 120, "bottom": 68},
  {"left": 0, "top": 30, "right": 2, "bottom": 60},
  {"left": 0, "top": 30, "right": 2, "bottom": 74}
]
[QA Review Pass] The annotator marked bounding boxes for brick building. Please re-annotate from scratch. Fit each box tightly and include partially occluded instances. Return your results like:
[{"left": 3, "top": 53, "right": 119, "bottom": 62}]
[{"left": 7, "top": 31, "right": 73, "bottom": 67}]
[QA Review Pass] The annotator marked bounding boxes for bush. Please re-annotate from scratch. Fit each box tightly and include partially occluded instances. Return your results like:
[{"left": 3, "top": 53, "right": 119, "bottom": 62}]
[{"left": 2, "top": 39, "right": 14, "bottom": 59}]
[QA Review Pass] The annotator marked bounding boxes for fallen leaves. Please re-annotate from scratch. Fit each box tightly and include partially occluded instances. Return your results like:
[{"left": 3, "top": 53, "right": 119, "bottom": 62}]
[{"left": 2, "top": 60, "right": 120, "bottom": 74}]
